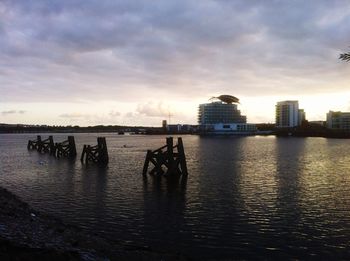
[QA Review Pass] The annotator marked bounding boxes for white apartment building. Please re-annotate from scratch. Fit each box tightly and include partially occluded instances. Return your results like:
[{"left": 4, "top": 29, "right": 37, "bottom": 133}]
[{"left": 275, "top": 100, "right": 300, "bottom": 128}]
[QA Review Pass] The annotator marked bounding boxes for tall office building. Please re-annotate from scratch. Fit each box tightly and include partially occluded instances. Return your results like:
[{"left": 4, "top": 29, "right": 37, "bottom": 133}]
[{"left": 275, "top": 100, "right": 300, "bottom": 128}]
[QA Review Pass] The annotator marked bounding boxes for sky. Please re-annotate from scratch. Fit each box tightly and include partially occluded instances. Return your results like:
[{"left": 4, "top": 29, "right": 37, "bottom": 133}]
[{"left": 1, "top": 0, "right": 350, "bottom": 126}]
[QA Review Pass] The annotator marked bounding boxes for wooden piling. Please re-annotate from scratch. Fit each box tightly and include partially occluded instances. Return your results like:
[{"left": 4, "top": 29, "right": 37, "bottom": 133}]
[
  {"left": 68, "top": 136, "right": 77, "bottom": 158},
  {"left": 142, "top": 150, "right": 152, "bottom": 176},
  {"left": 177, "top": 137, "right": 188, "bottom": 176},
  {"left": 81, "top": 137, "right": 109, "bottom": 166},
  {"left": 37, "top": 136, "right": 54, "bottom": 154},
  {"left": 166, "top": 137, "right": 175, "bottom": 174},
  {"left": 143, "top": 137, "right": 188, "bottom": 177},
  {"left": 27, "top": 135, "right": 42, "bottom": 150},
  {"left": 54, "top": 136, "right": 77, "bottom": 159}
]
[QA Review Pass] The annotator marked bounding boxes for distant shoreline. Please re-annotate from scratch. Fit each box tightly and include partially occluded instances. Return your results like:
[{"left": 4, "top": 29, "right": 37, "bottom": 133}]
[
  {"left": 2, "top": 131, "right": 350, "bottom": 139},
  {"left": 1, "top": 123, "right": 350, "bottom": 138}
]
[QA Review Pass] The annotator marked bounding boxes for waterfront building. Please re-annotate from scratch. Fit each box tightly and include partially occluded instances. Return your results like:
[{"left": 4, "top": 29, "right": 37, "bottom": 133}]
[
  {"left": 275, "top": 100, "right": 304, "bottom": 128},
  {"left": 198, "top": 95, "right": 256, "bottom": 134},
  {"left": 309, "top": 121, "right": 325, "bottom": 126},
  {"left": 326, "top": 111, "right": 350, "bottom": 130},
  {"left": 298, "top": 109, "right": 306, "bottom": 125},
  {"left": 162, "top": 120, "right": 167, "bottom": 130},
  {"left": 167, "top": 124, "right": 182, "bottom": 132}
]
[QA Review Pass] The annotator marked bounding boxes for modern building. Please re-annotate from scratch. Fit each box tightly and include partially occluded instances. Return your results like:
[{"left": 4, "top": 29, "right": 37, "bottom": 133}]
[
  {"left": 298, "top": 109, "right": 306, "bottom": 126},
  {"left": 326, "top": 111, "right": 350, "bottom": 130},
  {"left": 275, "top": 100, "right": 305, "bottom": 128},
  {"left": 162, "top": 120, "right": 167, "bottom": 130},
  {"left": 166, "top": 124, "right": 196, "bottom": 133},
  {"left": 198, "top": 95, "right": 256, "bottom": 134},
  {"left": 309, "top": 120, "right": 325, "bottom": 126}
]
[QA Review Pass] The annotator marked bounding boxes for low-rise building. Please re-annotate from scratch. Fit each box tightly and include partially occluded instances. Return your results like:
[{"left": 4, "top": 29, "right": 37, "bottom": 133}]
[
  {"left": 203, "top": 123, "right": 257, "bottom": 133},
  {"left": 326, "top": 111, "right": 350, "bottom": 130}
]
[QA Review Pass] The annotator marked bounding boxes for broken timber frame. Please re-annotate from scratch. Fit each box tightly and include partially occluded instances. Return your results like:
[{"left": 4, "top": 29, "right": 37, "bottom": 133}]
[
  {"left": 143, "top": 137, "right": 188, "bottom": 177},
  {"left": 53, "top": 136, "right": 77, "bottom": 159},
  {"left": 37, "top": 136, "right": 55, "bottom": 154},
  {"left": 27, "top": 135, "right": 42, "bottom": 151},
  {"left": 81, "top": 137, "right": 109, "bottom": 166}
]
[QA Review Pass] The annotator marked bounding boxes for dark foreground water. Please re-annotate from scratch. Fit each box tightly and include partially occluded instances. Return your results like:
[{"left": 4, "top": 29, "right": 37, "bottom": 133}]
[{"left": 1, "top": 134, "right": 350, "bottom": 259}]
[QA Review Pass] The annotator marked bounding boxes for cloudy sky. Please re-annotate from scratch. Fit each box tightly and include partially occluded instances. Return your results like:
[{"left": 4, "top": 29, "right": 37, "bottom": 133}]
[{"left": 1, "top": 0, "right": 350, "bottom": 126}]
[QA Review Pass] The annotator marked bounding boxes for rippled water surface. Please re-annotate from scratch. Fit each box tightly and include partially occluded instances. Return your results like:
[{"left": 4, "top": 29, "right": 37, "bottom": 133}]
[{"left": 1, "top": 134, "right": 350, "bottom": 259}]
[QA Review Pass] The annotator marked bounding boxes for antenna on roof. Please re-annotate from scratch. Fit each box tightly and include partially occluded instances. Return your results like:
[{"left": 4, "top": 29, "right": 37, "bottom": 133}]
[{"left": 168, "top": 106, "right": 173, "bottom": 125}]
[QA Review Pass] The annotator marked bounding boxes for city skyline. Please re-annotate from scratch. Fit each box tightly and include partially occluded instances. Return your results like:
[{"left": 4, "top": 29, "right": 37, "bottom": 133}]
[{"left": 1, "top": 1, "right": 350, "bottom": 126}]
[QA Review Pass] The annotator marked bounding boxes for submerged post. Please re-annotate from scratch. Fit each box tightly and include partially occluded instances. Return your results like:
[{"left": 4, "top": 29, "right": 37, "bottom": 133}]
[
  {"left": 54, "top": 136, "right": 77, "bottom": 159},
  {"left": 142, "top": 137, "right": 188, "bottom": 177},
  {"left": 177, "top": 137, "right": 188, "bottom": 176},
  {"left": 81, "top": 137, "right": 109, "bottom": 166},
  {"left": 68, "top": 136, "right": 77, "bottom": 158},
  {"left": 166, "top": 137, "right": 175, "bottom": 174},
  {"left": 27, "top": 135, "right": 42, "bottom": 150},
  {"left": 97, "top": 137, "right": 109, "bottom": 165},
  {"left": 38, "top": 136, "right": 54, "bottom": 154},
  {"left": 143, "top": 150, "right": 152, "bottom": 176}
]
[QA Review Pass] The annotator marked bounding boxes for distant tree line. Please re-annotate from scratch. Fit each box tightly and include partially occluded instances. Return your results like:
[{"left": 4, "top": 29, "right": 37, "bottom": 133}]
[{"left": 0, "top": 124, "right": 146, "bottom": 133}]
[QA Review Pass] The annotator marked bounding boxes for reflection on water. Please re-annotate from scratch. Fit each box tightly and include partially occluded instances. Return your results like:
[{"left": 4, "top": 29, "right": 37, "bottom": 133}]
[{"left": 1, "top": 134, "right": 350, "bottom": 259}]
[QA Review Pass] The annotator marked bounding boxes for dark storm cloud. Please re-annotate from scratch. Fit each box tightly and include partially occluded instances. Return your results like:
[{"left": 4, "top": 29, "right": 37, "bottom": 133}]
[{"left": 1, "top": 0, "right": 350, "bottom": 103}]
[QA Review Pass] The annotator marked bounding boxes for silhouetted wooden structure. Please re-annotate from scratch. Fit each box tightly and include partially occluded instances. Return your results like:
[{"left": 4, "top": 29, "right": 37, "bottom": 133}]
[
  {"left": 81, "top": 137, "right": 109, "bottom": 166},
  {"left": 27, "top": 135, "right": 55, "bottom": 154},
  {"left": 143, "top": 137, "right": 188, "bottom": 177},
  {"left": 53, "top": 136, "right": 77, "bottom": 158},
  {"left": 27, "top": 135, "right": 42, "bottom": 150},
  {"left": 340, "top": 52, "right": 350, "bottom": 62},
  {"left": 38, "top": 136, "right": 55, "bottom": 154}
]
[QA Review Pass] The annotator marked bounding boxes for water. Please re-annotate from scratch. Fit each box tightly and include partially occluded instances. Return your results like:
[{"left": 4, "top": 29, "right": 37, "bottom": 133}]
[{"left": 1, "top": 134, "right": 350, "bottom": 259}]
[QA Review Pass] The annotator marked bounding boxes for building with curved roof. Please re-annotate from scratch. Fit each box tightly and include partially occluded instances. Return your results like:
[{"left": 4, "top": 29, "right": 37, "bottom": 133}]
[
  {"left": 209, "top": 95, "right": 240, "bottom": 104},
  {"left": 198, "top": 95, "right": 256, "bottom": 134}
]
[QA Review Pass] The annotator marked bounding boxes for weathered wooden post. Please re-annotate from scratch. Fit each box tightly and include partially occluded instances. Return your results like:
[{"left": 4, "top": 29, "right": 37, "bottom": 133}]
[
  {"left": 68, "top": 136, "right": 77, "bottom": 158},
  {"left": 37, "top": 136, "right": 54, "bottom": 154},
  {"left": 142, "top": 137, "right": 188, "bottom": 177},
  {"left": 54, "top": 136, "right": 77, "bottom": 159},
  {"left": 97, "top": 137, "right": 109, "bottom": 165},
  {"left": 27, "top": 135, "right": 42, "bottom": 150},
  {"left": 177, "top": 137, "right": 188, "bottom": 176},
  {"left": 142, "top": 150, "right": 152, "bottom": 176},
  {"left": 81, "top": 137, "right": 109, "bottom": 166},
  {"left": 167, "top": 137, "right": 175, "bottom": 173},
  {"left": 81, "top": 145, "right": 87, "bottom": 162}
]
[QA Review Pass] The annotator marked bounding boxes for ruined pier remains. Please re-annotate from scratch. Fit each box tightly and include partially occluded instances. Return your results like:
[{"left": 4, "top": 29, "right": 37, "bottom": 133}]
[
  {"left": 27, "top": 135, "right": 42, "bottom": 151},
  {"left": 53, "top": 136, "right": 77, "bottom": 159},
  {"left": 27, "top": 135, "right": 55, "bottom": 154},
  {"left": 27, "top": 135, "right": 76, "bottom": 158},
  {"left": 38, "top": 136, "right": 55, "bottom": 154},
  {"left": 81, "top": 137, "right": 109, "bottom": 166},
  {"left": 143, "top": 137, "right": 188, "bottom": 177}
]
